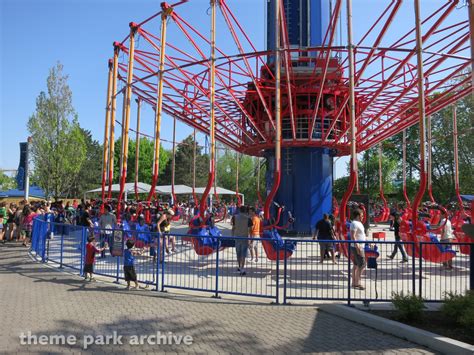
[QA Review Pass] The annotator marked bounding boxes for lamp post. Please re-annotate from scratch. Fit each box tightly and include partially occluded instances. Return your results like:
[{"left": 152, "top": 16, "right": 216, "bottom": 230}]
[{"left": 24, "top": 136, "right": 32, "bottom": 202}]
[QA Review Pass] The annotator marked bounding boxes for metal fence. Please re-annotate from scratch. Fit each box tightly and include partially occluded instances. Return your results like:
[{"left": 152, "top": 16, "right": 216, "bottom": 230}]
[{"left": 30, "top": 217, "right": 472, "bottom": 304}]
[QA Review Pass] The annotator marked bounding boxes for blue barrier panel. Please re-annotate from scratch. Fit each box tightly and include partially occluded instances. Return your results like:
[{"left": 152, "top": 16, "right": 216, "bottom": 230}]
[{"left": 28, "top": 218, "right": 473, "bottom": 303}]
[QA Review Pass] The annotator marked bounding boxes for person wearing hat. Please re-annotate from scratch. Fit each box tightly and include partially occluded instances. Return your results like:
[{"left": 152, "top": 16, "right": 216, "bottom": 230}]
[{"left": 157, "top": 208, "right": 176, "bottom": 253}]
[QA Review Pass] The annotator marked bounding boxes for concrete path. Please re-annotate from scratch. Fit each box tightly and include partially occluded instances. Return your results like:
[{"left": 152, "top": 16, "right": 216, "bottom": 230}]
[{"left": 0, "top": 242, "right": 437, "bottom": 354}]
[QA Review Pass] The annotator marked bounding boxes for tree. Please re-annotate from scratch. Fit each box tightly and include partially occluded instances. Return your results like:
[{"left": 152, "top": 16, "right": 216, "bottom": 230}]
[
  {"left": 68, "top": 129, "right": 102, "bottom": 197},
  {"left": 0, "top": 172, "right": 16, "bottom": 191},
  {"left": 112, "top": 137, "right": 169, "bottom": 185},
  {"left": 161, "top": 135, "right": 208, "bottom": 186},
  {"left": 216, "top": 151, "right": 265, "bottom": 205},
  {"left": 334, "top": 74, "right": 473, "bottom": 205},
  {"left": 383, "top": 86, "right": 473, "bottom": 203},
  {"left": 27, "top": 63, "right": 87, "bottom": 199},
  {"left": 357, "top": 146, "right": 398, "bottom": 199}
]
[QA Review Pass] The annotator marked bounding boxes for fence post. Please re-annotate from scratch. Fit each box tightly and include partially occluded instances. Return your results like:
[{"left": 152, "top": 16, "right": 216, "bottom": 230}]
[
  {"left": 59, "top": 232, "right": 64, "bottom": 269},
  {"left": 275, "top": 241, "right": 280, "bottom": 304},
  {"left": 155, "top": 235, "right": 160, "bottom": 292},
  {"left": 347, "top": 243, "right": 352, "bottom": 306},
  {"left": 283, "top": 241, "right": 288, "bottom": 304},
  {"left": 411, "top": 242, "right": 416, "bottom": 296},
  {"left": 41, "top": 220, "right": 47, "bottom": 263},
  {"left": 469, "top": 242, "right": 474, "bottom": 291},
  {"left": 418, "top": 243, "right": 423, "bottom": 298},
  {"left": 80, "top": 226, "right": 86, "bottom": 277},
  {"left": 213, "top": 237, "right": 220, "bottom": 298},
  {"left": 161, "top": 233, "right": 166, "bottom": 292},
  {"left": 113, "top": 229, "right": 120, "bottom": 284}
]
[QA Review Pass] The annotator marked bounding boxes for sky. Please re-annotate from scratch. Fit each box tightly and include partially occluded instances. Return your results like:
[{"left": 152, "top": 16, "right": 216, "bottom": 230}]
[{"left": 1, "top": 0, "right": 467, "bottom": 180}]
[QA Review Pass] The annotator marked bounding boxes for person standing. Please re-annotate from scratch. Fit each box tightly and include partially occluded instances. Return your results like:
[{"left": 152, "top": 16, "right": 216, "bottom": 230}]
[
  {"left": 313, "top": 213, "right": 336, "bottom": 264},
  {"left": 157, "top": 209, "right": 176, "bottom": 253},
  {"left": 20, "top": 205, "right": 36, "bottom": 247},
  {"left": 83, "top": 236, "right": 106, "bottom": 281},
  {"left": 98, "top": 204, "right": 117, "bottom": 258},
  {"left": 440, "top": 211, "right": 454, "bottom": 270},
  {"left": 5, "top": 203, "right": 17, "bottom": 242},
  {"left": 124, "top": 239, "right": 140, "bottom": 290},
  {"left": 350, "top": 209, "right": 366, "bottom": 290},
  {"left": 232, "top": 205, "right": 252, "bottom": 275},
  {"left": 388, "top": 213, "right": 408, "bottom": 262},
  {"left": 248, "top": 207, "right": 260, "bottom": 263}
]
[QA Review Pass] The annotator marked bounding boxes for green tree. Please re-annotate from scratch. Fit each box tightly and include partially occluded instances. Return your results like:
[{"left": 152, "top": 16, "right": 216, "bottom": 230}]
[
  {"left": 0, "top": 172, "right": 16, "bottom": 191},
  {"left": 358, "top": 146, "right": 399, "bottom": 199},
  {"left": 68, "top": 129, "right": 102, "bottom": 197},
  {"left": 216, "top": 151, "right": 265, "bottom": 205},
  {"left": 333, "top": 176, "right": 349, "bottom": 200},
  {"left": 113, "top": 137, "right": 169, "bottom": 185},
  {"left": 27, "top": 63, "right": 86, "bottom": 199},
  {"left": 161, "top": 135, "right": 208, "bottom": 186},
  {"left": 384, "top": 90, "right": 473, "bottom": 203},
  {"left": 335, "top": 74, "right": 473, "bottom": 205}
]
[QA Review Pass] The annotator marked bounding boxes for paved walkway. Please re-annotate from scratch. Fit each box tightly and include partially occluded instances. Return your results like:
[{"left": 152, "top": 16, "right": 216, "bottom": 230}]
[{"left": 0, "top": 242, "right": 436, "bottom": 354}]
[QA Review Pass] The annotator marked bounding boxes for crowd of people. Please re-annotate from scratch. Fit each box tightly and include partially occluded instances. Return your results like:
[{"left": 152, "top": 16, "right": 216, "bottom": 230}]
[
  {"left": 1, "top": 196, "right": 464, "bottom": 290},
  {"left": 0, "top": 200, "right": 45, "bottom": 247}
]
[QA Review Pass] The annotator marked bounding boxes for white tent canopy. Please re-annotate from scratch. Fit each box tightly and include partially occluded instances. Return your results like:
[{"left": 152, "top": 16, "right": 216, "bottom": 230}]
[
  {"left": 85, "top": 183, "right": 244, "bottom": 203},
  {"left": 86, "top": 182, "right": 152, "bottom": 194},
  {"left": 194, "top": 187, "right": 240, "bottom": 196},
  {"left": 155, "top": 185, "right": 193, "bottom": 195},
  {"left": 85, "top": 183, "right": 153, "bottom": 201},
  {"left": 195, "top": 187, "right": 244, "bottom": 205}
]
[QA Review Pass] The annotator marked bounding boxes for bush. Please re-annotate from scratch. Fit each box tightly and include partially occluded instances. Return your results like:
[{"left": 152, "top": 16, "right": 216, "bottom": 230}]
[
  {"left": 391, "top": 292, "right": 425, "bottom": 322},
  {"left": 442, "top": 291, "right": 474, "bottom": 327}
]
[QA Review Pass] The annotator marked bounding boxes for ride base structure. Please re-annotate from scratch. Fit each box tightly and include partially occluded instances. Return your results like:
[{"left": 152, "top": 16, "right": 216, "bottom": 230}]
[{"left": 99, "top": 0, "right": 472, "bottom": 235}]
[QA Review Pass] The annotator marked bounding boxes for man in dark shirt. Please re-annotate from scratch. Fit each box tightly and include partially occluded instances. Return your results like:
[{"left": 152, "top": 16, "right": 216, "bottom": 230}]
[
  {"left": 388, "top": 213, "right": 408, "bottom": 262},
  {"left": 313, "top": 213, "right": 336, "bottom": 264}
]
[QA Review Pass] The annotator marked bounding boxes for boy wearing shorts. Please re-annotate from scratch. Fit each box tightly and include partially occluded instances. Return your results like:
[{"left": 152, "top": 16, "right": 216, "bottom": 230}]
[
  {"left": 248, "top": 207, "right": 260, "bottom": 263},
  {"left": 124, "top": 239, "right": 139, "bottom": 290},
  {"left": 84, "top": 236, "right": 106, "bottom": 282}
]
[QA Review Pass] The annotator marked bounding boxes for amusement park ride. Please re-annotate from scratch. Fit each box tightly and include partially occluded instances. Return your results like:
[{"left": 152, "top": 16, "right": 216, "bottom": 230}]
[{"left": 99, "top": 0, "right": 473, "bottom": 251}]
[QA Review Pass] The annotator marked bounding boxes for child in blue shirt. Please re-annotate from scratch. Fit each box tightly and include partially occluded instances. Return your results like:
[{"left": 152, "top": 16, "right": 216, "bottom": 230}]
[{"left": 124, "top": 239, "right": 139, "bottom": 290}]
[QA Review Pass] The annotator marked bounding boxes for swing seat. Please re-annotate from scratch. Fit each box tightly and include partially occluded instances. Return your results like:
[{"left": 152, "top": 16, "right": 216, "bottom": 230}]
[
  {"left": 415, "top": 222, "right": 456, "bottom": 263},
  {"left": 452, "top": 217, "right": 470, "bottom": 255},
  {"left": 191, "top": 228, "right": 220, "bottom": 256},
  {"left": 400, "top": 220, "right": 419, "bottom": 258},
  {"left": 260, "top": 229, "right": 295, "bottom": 261},
  {"left": 187, "top": 218, "right": 222, "bottom": 255}
]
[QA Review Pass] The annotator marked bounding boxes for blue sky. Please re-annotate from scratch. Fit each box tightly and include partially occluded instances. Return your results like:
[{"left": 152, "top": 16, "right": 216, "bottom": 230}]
[{"left": 1, "top": 0, "right": 466, "bottom": 179}]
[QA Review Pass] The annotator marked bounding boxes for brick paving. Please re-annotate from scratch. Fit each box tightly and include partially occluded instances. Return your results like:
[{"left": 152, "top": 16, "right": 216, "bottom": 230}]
[{"left": 0, "top": 242, "right": 437, "bottom": 354}]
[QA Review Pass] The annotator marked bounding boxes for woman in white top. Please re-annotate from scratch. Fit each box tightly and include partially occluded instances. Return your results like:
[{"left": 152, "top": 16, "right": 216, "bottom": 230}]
[
  {"left": 440, "top": 211, "right": 454, "bottom": 270},
  {"left": 350, "top": 209, "right": 366, "bottom": 290}
]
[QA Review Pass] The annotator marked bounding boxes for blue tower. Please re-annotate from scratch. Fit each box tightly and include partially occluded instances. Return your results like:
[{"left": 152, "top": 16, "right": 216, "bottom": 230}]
[{"left": 265, "top": 0, "right": 334, "bottom": 234}]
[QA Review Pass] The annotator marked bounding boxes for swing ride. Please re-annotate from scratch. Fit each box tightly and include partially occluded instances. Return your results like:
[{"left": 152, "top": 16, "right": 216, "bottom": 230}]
[{"left": 98, "top": 0, "right": 473, "bottom": 264}]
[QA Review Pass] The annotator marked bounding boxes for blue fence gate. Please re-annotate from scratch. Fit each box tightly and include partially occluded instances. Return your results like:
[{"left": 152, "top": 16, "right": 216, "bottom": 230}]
[{"left": 30, "top": 217, "right": 472, "bottom": 304}]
